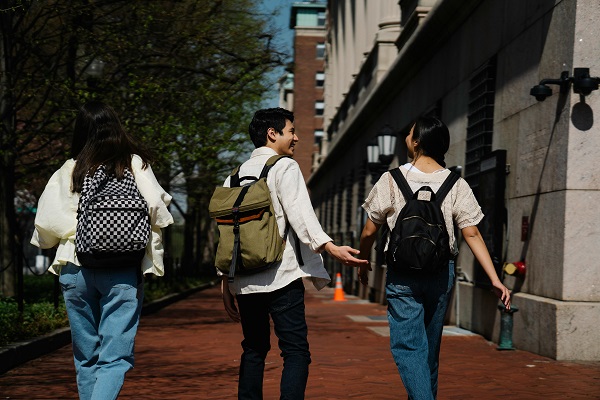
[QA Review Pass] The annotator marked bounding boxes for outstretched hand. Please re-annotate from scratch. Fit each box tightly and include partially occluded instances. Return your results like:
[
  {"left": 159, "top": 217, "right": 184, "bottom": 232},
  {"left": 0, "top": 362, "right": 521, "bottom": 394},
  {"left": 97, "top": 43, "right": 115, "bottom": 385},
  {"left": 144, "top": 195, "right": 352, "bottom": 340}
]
[{"left": 324, "top": 242, "right": 370, "bottom": 267}]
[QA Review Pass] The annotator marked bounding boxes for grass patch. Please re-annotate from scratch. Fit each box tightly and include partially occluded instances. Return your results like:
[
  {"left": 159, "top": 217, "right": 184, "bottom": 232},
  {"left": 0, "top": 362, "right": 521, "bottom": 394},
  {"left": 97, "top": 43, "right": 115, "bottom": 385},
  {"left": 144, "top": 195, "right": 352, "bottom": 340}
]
[{"left": 0, "top": 273, "right": 215, "bottom": 347}]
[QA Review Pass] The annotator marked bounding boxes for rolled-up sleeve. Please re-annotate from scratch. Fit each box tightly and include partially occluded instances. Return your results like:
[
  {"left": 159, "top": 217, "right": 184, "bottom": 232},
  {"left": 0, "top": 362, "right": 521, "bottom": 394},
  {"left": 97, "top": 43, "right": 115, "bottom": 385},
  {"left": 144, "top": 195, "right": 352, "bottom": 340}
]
[
  {"left": 273, "top": 161, "right": 332, "bottom": 253},
  {"left": 453, "top": 179, "right": 484, "bottom": 229},
  {"left": 362, "top": 172, "right": 393, "bottom": 225},
  {"left": 132, "top": 156, "right": 174, "bottom": 228},
  {"left": 31, "top": 161, "right": 78, "bottom": 249}
]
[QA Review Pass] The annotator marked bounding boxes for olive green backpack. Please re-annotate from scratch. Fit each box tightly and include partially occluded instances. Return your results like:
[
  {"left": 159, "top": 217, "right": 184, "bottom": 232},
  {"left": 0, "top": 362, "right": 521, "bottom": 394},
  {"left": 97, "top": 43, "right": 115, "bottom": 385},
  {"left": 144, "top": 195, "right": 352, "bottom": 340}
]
[{"left": 209, "top": 155, "right": 303, "bottom": 282}]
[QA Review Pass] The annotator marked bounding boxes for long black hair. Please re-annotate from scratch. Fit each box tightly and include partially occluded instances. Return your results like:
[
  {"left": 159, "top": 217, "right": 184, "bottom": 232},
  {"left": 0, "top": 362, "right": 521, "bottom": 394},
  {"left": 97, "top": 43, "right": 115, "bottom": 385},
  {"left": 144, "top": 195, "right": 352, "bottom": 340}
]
[
  {"left": 71, "top": 101, "right": 152, "bottom": 193},
  {"left": 412, "top": 116, "right": 450, "bottom": 167}
]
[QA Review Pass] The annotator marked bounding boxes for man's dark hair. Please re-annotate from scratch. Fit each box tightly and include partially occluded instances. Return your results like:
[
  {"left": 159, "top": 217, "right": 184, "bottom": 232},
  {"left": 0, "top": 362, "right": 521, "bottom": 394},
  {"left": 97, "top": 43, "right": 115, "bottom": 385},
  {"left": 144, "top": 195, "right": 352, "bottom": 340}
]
[{"left": 248, "top": 107, "right": 294, "bottom": 148}]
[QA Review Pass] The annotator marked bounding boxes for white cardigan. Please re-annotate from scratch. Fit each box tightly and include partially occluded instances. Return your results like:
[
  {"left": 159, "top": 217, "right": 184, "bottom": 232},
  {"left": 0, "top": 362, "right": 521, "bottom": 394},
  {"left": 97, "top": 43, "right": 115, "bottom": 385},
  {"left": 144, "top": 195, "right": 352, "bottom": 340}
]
[{"left": 30, "top": 155, "right": 174, "bottom": 276}]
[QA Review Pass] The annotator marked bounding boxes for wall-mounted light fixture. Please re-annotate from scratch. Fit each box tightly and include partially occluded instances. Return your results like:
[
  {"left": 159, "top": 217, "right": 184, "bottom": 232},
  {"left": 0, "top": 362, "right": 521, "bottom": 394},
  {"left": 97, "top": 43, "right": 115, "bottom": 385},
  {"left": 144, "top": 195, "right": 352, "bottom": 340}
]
[
  {"left": 530, "top": 68, "right": 600, "bottom": 101},
  {"left": 367, "top": 125, "right": 397, "bottom": 184}
]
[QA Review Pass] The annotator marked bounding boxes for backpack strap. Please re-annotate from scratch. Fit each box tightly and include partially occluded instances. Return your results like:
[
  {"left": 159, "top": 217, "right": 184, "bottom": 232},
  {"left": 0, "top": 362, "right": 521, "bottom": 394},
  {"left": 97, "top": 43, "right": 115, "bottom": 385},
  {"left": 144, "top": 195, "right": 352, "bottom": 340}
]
[
  {"left": 259, "top": 154, "right": 291, "bottom": 178},
  {"left": 389, "top": 168, "right": 413, "bottom": 203},
  {"left": 229, "top": 164, "right": 244, "bottom": 187},
  {"left": 434, "top": 172, "right": 460, "bottom": 206},
  {"left": 261, "top": 154, "right": 304, "bottom": 266},
  {"left": 390, "top": 168, "right": 459, "bottom": 205},
  {"left": 227, "top": 185, "right": 251, "bottom": 282},
  {"left": 284, "top": 224, "right": 304, "bottom": 266}
]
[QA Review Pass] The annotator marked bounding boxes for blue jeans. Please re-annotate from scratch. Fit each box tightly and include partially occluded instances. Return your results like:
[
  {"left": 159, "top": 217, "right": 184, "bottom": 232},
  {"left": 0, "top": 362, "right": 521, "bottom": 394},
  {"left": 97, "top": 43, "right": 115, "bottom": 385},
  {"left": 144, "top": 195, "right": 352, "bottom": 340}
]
[
  {"left": 236, "top": 278, "right": 311, "bottom": 400},
  {"left": 386, "top": 262, "right": 455, "bottom": 400},
  {"left": 59, "top": 262, "right": 143, "bottom": 400}
]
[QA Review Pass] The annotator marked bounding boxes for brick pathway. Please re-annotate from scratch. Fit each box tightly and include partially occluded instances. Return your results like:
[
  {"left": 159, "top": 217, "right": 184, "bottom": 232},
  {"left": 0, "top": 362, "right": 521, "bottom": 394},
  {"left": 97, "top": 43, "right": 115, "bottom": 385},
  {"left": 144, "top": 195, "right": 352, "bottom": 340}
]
[{"left": 1, "top": 282, "right": 599, "bottom": 399}]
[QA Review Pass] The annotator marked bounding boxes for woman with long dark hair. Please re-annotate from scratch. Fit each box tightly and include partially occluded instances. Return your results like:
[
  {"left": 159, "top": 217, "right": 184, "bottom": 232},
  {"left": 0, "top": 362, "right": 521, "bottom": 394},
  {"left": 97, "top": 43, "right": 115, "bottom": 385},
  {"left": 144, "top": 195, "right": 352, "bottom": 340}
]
[
  {"left": 358, "top": 116, "right": 510, "bottom": 399},
  {"left": 31, "top": 101, "right": 173, "bottom": 400}
]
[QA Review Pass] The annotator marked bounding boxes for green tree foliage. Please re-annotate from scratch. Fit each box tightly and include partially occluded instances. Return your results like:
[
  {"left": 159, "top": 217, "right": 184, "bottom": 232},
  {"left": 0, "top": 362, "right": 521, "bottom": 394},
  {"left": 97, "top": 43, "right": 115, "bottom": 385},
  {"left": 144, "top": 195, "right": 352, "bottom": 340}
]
[{"left": 0, "top": 0, "right": 284, "bottom": 291}]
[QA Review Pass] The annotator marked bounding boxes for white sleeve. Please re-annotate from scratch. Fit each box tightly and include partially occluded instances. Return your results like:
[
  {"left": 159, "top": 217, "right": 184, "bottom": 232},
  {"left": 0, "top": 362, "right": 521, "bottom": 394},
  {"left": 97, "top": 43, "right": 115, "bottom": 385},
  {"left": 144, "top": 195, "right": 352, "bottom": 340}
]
[
  {"left": 132, "top": 156, "right": 174, "bottom": 229},
  {"left": 273, "top": 160, "right": 332, "bottom": 253}
]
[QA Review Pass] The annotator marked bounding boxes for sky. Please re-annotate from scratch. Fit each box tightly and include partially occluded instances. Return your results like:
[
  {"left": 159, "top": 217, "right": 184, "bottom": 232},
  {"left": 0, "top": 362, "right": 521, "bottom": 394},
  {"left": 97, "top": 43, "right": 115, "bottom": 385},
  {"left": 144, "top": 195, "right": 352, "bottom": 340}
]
[{"left": 258, "top": 0, "right": 297, "bottom": 108}]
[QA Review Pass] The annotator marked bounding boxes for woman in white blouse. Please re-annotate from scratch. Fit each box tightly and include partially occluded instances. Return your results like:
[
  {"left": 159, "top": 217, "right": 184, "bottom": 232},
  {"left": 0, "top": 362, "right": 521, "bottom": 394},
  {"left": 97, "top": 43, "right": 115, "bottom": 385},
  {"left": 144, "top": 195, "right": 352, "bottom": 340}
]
[
  {"left": 31, "top": 101, "right": 173, "bottom": 400},
  {"left": 358, "top": 116, "right": 510, "bottom": 400}
]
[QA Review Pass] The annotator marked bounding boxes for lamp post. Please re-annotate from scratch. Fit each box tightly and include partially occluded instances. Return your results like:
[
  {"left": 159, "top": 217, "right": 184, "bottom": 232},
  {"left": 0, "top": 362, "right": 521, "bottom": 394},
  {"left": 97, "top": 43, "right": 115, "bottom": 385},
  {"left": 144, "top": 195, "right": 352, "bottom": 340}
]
[
  {"left": 83, "top": 57, "right": 105, "bottom": 90},
  {"left": 367, "top": 125, "right": 397, "bottom": 184}
]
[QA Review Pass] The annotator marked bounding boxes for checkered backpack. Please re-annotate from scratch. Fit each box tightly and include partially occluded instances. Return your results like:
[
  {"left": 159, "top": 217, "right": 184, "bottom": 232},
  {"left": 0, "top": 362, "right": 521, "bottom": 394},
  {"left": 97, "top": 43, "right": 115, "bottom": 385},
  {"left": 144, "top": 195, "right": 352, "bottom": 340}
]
[{"left": 75, "top": 165, "right": 150, "bottom": 268}]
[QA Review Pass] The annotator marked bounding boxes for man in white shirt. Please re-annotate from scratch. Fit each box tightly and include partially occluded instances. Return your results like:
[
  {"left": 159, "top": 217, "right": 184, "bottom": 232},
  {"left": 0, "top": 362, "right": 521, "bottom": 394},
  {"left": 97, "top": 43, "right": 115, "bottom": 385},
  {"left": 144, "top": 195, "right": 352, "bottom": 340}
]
[{"left": 221, "top": 108, "right": 368, "bottom": 399}]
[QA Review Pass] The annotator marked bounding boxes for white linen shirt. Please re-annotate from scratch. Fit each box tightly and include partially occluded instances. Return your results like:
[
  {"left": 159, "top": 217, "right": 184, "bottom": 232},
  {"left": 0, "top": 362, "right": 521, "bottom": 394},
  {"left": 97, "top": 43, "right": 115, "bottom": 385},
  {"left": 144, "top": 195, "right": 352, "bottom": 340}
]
[
  {"left": 30, "top": 155, "right": 174, "bottom": 276},
  {"left": 222, "top": 147, "right": 332, "bottom": 295}
]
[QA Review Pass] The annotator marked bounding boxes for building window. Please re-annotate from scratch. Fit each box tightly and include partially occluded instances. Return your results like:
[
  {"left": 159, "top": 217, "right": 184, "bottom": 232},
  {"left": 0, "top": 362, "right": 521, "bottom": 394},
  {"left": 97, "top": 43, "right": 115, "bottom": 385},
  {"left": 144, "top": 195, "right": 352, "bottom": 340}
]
[
  {"left": 316, "top": 72, "right": 325, "bottom": 88},
  {"left": 314, "top": 129, "right": 324, "bottom": 144},
  {"left": 465, "top": 57, "right": 496, "bottom": 189},
  {"left": 315, "top": 100, "right": 324, "bottom": 116},
  {"left": 317, "top": 11, "right": 326, "bottom": 26},
  {"left": 316, "top": 42, "right": 325, "bottom": 59}
]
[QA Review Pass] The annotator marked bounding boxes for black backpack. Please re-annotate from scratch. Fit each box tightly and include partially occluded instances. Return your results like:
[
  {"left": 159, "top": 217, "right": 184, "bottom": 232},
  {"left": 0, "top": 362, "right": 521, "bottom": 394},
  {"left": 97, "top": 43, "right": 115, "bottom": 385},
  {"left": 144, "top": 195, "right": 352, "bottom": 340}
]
[
  {"left": 76, "top": 165, "right": 150, "bottom": 268},
  {"left": 386, "top": 168, "right": 459, "bottom": 273}
]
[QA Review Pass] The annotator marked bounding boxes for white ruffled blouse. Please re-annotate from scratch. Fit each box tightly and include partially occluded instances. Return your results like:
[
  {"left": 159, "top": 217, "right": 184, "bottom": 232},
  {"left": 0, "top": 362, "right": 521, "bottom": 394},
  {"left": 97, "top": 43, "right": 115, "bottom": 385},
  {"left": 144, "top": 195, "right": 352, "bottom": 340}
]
[{"left": 30, "top": 155, "right": 174, "bottom": 276}]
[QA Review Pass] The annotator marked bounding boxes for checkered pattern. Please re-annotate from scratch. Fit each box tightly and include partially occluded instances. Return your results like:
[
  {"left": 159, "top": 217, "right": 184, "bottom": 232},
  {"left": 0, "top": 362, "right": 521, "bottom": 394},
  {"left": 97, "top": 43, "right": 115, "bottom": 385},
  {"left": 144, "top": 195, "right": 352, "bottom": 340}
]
[{"left": 76, "top": 165, "right": 150, "bottom": 255}]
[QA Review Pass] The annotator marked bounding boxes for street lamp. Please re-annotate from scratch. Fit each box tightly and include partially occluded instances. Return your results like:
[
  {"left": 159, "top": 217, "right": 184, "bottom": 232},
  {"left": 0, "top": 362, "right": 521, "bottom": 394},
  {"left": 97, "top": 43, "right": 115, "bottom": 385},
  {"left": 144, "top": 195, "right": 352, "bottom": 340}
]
[
  {"left": 367, "top": 125, "right": 397, "bottom": 184},
  {"left": 83, "top": 58, "right": 105, "bottom": 89}
]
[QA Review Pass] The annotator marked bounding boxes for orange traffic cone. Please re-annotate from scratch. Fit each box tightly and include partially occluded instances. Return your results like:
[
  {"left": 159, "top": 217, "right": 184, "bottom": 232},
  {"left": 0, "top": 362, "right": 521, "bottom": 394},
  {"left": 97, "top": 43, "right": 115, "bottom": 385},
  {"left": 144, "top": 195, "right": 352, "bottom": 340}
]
[{"left": 333, "top": 272, "right": 346, "bottom": 301}]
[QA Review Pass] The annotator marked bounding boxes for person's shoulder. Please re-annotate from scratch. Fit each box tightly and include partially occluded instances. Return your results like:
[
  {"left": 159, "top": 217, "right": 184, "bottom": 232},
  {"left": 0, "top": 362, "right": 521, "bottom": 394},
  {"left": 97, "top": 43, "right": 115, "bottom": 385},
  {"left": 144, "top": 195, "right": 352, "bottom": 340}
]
[
  {"left": 452, "top": 175, "right": 474, "bottom": 195},
  {"left": 54, "top": 159, "right": 75, "bottom": 178},
  {"left": 131, "top": 154, "right": 147, "bottom": 168},
  {"left": 270, "top": 155, "right": 299, "bottom": 171},
  {"left": 60, "top": 158, "right": 75, "bottom": 169}
]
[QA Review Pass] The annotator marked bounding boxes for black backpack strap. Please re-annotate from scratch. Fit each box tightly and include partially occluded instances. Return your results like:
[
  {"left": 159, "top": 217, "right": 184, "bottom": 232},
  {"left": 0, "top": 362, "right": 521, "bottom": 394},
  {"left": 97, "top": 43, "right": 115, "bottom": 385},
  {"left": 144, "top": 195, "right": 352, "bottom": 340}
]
[
  {"left": 227, "top": 185, "right": 251, "bottom": 282},
  {"left": 434, "top": 172, "right": 460, "bottom": 206},
  {"left": 284, "top": 223, "right": 304, "bottom": 266},
  {"left": 389, "top": 168, "right": 413, "bottom": 203},
  {"left": 259, "top": 155, "right": 291, "bottom": 179},
  {"left": 261, "top": 154, "right": 302, "bottom": 266},
  {"left": 230, "top": 165, "right": 242, "bottom": 187}
]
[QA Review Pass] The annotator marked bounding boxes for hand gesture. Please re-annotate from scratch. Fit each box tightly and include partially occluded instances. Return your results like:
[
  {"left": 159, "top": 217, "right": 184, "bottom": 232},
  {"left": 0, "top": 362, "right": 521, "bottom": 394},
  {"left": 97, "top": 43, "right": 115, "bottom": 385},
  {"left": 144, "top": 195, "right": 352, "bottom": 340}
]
[{"left": 324, "top": 242, "right": 370, "bottom": 267}]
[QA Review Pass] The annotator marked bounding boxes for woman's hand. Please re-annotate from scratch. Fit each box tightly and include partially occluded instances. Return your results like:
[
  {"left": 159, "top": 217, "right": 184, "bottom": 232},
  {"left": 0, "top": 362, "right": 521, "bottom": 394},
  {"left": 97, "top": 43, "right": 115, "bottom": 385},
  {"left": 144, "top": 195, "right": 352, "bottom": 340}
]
[
  {"left": 358, "top": 263, "right": 372, "bottom": 286},
  {"left": 491, "top": 280, "right": 511, "bottom": 310}
]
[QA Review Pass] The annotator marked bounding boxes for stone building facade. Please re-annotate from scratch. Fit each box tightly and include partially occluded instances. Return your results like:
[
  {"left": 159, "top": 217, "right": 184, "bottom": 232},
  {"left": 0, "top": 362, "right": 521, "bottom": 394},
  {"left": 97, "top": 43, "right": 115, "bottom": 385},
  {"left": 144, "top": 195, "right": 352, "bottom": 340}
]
[{"left": 305, "top": 0, "right": 600, "bottom": 361}]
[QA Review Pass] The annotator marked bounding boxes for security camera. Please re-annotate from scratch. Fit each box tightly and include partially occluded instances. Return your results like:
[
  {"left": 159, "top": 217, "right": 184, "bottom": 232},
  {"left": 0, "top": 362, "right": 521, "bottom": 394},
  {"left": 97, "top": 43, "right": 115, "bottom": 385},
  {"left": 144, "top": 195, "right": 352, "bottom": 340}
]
[
  {"left": 529, "top": 84, "right": 553, "bottom": 101},
  {"left": 572, "top": 68, "right": 599, "bottom": 96}
]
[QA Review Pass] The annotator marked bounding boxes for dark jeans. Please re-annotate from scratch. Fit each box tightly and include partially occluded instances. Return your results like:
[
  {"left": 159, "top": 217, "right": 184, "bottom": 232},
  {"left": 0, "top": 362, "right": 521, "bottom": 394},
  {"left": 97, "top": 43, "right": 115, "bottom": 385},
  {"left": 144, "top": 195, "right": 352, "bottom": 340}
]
[{"left": 236, "top": 278, "right": 311, "bottom": 400}]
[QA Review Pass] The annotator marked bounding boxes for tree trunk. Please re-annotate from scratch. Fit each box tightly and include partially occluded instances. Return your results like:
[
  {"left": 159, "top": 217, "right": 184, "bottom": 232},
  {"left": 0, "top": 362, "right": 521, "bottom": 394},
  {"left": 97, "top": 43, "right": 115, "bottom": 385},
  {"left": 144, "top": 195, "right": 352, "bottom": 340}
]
[{"left": 0, "top": 5, "right": 16, "bottom": 297}]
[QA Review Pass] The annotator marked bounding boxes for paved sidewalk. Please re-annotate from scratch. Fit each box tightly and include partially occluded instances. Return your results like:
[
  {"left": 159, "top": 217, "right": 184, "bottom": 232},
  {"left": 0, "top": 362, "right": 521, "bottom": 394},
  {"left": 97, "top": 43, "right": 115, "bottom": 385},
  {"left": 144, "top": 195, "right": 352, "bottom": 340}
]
[{"left": 1, "top": 282, "right": 599, "bottom": 399}]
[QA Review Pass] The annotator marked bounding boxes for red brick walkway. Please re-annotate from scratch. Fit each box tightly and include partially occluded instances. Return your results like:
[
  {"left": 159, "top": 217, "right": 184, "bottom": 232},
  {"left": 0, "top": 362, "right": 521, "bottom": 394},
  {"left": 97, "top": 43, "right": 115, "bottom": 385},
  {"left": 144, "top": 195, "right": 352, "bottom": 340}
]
[{"left": 1, "top": 283, "right": 599, "bottom": 399}]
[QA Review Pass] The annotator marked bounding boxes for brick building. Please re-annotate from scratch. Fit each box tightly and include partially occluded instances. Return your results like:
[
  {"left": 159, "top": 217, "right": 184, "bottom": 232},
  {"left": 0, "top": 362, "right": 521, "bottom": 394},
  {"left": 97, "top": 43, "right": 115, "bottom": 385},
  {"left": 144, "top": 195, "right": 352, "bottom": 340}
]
[{"left": 288, "top": 1, "right": 327, "bottom": 180}]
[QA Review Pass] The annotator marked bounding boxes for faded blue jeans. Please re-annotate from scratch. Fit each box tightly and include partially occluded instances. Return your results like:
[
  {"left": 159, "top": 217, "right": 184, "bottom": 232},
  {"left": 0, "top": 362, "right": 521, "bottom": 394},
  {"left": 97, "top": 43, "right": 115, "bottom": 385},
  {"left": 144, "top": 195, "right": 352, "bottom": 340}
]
[
  {"left": 59, "top": 262, "right": 143, "bottom": 400},
  {"left": 386, "top": 262, "right": 455, "bottom": 400},
  {"left": 236, "top": 278, "right": 311, "bottom": 400}
]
